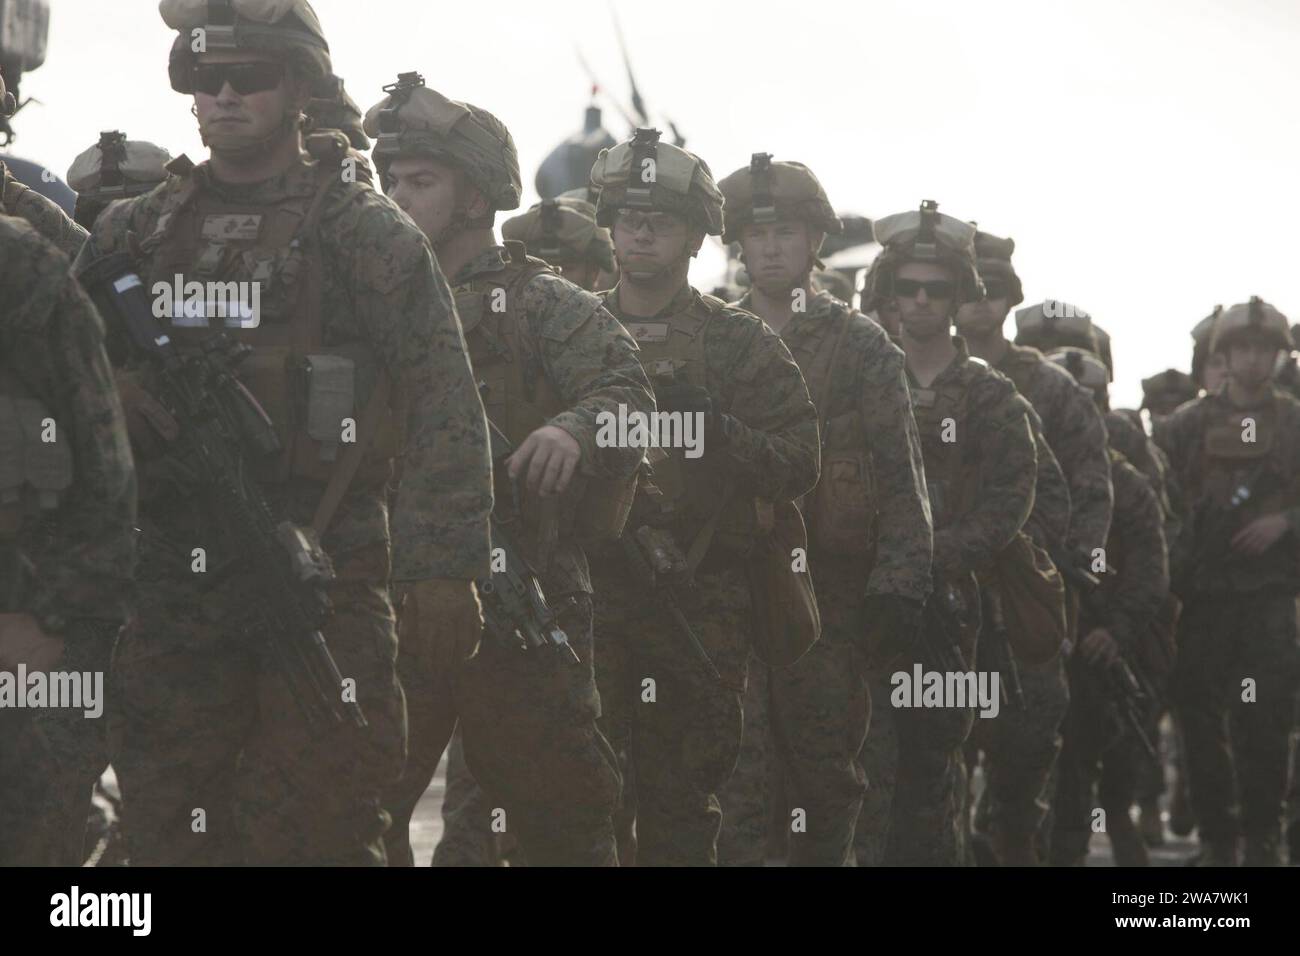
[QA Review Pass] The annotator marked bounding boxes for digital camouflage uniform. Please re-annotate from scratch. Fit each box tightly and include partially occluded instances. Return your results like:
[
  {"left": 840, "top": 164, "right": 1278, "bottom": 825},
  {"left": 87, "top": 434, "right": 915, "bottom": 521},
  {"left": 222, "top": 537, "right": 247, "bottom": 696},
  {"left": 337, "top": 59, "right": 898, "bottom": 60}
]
[
  {"left": 388, "top": 246, "right": 652, "bottom": 868},
  {"left": 854, "top": 206, "right": 1039, "bottom": 866},
  {"left": 889, "top": 339, "right": 1037, "bottom": 866},
  {"left": 718, "top": 285, "right": 932, "bottom": 866},
  {"left": 593, "top": 278, "right": 819, "bottom": 865},
  {"left": 1051, "top": 449, "right": 1168, "bottom": 865},
  {"left": 72, "top": 1, "right": 494, "bottom": 866},
  {"left": 0, "top": 161, "right": 87, "bottom": 259},
  {"left": 712, "top": 157, "right": 930, "bottom": 867},
  {"left": 360, "top": 80, "right": 653, "bottom": 867},
  {"left": 585, "top": 133, "right": 819, "bottom": 865},
  {"left": 436, "top": 192, "right": 619, "bottom": 867},
  {"left": 981, "top": 356, "right": 1108, "bottom": 854},
  {"left": 1162, "top": 302, "right": 1300, "bottom": 865},
  {"left": 1101, "top": 406, "right": 1183, "bottom": 837},
  {"left": 0, "top": 215, "right": 137, "bottom": 866}
]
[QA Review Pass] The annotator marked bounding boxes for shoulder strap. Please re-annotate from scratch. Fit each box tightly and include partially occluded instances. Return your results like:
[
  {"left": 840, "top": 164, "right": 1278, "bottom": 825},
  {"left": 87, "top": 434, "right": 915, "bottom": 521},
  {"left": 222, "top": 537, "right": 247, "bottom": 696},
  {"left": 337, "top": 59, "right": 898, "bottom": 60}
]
[
  {"left": 814, "top": 304, "right": 855, "bottom": 437},
  {"left": 303, "top": 170, "right": 392, "bottom": 537},
  {"left": 311, "top": 374, "right": 391, "bottom": 537}
]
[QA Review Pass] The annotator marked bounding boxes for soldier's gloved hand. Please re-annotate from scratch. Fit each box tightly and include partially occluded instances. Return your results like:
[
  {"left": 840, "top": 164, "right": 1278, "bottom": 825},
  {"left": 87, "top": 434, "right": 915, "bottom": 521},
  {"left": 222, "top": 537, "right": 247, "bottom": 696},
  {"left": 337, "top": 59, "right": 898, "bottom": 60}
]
[
  {"left": 114, "top": 368, "right": 179, "bottom": 459},
  {"left": 855, "top": 593, "right": 924, "bottom": 662},
  {"left": 399, "top": 579, "right": 484, "bottom": 675},
  {"left": 655, "top": 382, "right": 713, "bottom": 417},
  {"left": 0, "top": 613, "right": 65, "bottom": 672}
]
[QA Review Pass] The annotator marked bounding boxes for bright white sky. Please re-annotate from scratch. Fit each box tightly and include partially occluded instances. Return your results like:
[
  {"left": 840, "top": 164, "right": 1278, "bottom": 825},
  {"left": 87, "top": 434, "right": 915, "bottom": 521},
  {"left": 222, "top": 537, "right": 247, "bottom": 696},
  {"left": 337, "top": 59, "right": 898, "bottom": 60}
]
[{"left": 12, "top": 0, "right": 1300, "bottom": 408}]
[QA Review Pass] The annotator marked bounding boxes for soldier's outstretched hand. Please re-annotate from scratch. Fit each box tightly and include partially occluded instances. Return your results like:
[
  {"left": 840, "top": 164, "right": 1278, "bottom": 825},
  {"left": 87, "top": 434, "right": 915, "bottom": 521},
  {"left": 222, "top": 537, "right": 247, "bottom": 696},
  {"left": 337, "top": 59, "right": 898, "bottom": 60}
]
[
  {"left": 1230, "top": 513, "right": 1290, "bottom": 557},
  {"left": 507, "top": 424, "right": 581, "bottom": 498}
]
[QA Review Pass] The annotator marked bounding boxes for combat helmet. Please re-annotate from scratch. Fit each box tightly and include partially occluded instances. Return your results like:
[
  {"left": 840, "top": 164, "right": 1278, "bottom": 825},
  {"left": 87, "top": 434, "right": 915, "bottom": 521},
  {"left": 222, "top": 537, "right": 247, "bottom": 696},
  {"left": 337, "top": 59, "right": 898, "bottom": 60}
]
[
  {"left": 161, "top": 0, "right": 332, "bottom": 94},
  {"left": 307, "top": 74, "right": 368, "bottom": 150},
  {"left": 1015, "top": 299, "right": 1101, "bottom": 356},
  {"left": 363, "top": 72, "right": 521, "bottom": 212},
  {"left": 1209, "top": 296, "right": 1293, "bottom": 354},
  {"left": 590, "top": 128, "right": 724, "bottom": 236},
  {"left": 717, "top": 153, "right": 841, "bottom": 246},
  {"left": 67, "top": 132, "right": 172, "bottom": 228},
  {"left": 862, "top": 200, "right": 983, "bottom": 307},
  {"left": 1047, "top": 346, "right": 1109, "bottom": 404},
  {"left": 502, "top": 195, "right": 615, "bottom": 272},
  {"left": 972, "top": 229, "right": 1024, "bottom": 307},
  {"left": 1141, "top": 369, "right": 1198, "bottom": 415},
  {"left": 1190, "top": 304, "right": 1223, "bottom": 386},
  {"left": 67, "top": 132, "right": 171, "bottom": 200}
]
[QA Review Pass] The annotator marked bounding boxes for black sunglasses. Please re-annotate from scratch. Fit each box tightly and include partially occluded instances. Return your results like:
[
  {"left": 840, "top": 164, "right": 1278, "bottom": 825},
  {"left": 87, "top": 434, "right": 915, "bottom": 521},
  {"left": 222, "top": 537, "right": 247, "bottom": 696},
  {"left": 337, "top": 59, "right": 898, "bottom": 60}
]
[
  {"left": 191, "top": 62, "right": 285, "bottom": 97},
  {"left": 894, "top": 278, "right": 955, "bottom": 299}
]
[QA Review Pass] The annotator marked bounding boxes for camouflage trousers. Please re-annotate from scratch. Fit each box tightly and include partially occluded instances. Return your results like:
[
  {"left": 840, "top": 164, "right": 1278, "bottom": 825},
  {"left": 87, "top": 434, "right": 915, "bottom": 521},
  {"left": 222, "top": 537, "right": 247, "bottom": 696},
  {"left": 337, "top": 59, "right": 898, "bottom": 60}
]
[
  {"left": 383, "top": 592, "right": 620, "bottom": 867},
  {"left": 718, "top": 563, "right": 872, "bottom": 866},
  {"left": 430, "top": 727, "right": 521, "bottom": 866},
  {"left": 970, "top": 653, "right": 1070, "bottom": 842},
  {"left": 112, "top": 534, "right": 407, "bottom": 866},
  {"left": 1172, "top": 592, "right": 1300, "bottom": 861},
  {"left": 594, "top": 557, "right": 750, "bottom": 866},
  {"left": 0, "top": 634, "right": 113, "bottom": 866},
  {"left": 854, "top": 667, "right": 899, "bottom": 865},
  {"left": 863, "top": 611, "right": 977, "bottom": 867},
  {"left": 1050, "top": 656, "right": 1156, "bottom": 865}
]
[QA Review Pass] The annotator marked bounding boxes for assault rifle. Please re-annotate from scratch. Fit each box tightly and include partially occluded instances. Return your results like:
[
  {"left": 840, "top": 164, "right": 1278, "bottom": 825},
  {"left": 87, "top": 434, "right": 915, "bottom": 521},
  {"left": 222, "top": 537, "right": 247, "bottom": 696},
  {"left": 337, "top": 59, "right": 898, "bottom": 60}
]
[
  {"left": 479, "top": 416, "right": 580, "bottom": 663},
  {"left": 920, "top": 580, "right": 968, "bottom": 674},
  {"left": 80, "top": 253, "right": 365, "bottom": 730},
  {"left": 1101, "top": 655, "right": 1159, "bottom": 764}
]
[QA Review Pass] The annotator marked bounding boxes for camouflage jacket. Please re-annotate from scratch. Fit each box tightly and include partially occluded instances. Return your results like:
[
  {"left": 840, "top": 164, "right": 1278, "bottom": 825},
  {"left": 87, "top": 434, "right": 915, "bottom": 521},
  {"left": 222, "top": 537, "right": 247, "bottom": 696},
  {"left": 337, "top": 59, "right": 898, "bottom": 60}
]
[
  {"left": 906, "top": 336, "right": 1037, "bottom": 578},
  {"left": 603, "top": 283, "right": 820, "bottom": 548},
  {"left": 1083, "top": 451, "right": 1168, "bottom": 648},
  {"left": 1106, "top": 409, "right": 1180, "bottom": 549},
  {"left": 737, "top": 289, "right": 932, "bottom": 603},
  {"left": 1, "top": 160, "right": 87, "bottom": 259},
  {"left": 1026, "top": 403, "right": 1071, "bottom": 551},
  {"left": 1158, "top": 387, "right": 1300, "bottom": 594},
  {"left": 453, "top": 244, "right": 654, "bottom": 594},
  {"left": 0, "top": 215, "right": 137, "bottom": 634},
  {"left": 995, "top": 342, "right": 1113, "bottom": 557},
  {"left": 75, "top": 152, "right": 492, "bottom": 582}
]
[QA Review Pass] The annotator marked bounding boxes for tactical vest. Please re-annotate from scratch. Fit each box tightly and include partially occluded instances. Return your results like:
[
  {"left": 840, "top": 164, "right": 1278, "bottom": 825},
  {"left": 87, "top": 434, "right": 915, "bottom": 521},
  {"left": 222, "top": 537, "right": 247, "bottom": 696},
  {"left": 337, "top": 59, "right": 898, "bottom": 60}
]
[
  {"left": 457, "top": 243, "right": 560, "bottom": 447},
  {"left": 462, "top": 244, "right": 636, "bottom": 545},
  {"left": 1190, "top": 396, "right": 1300, "bottom": 590},
  {"left": 457, "top": 242, "right": 560, "bottom": 536},
  {"left": 135, "top": 139, "right": 399, "bottom": 490},
  {"left": 611, "top": 288, "right": 771, "bottom": 558},
  {"left": 784, "top": 300, "right": 876, "bottom": 557},
  {"left": 0, "top": 364, "right": 73, "bottom": 542},
  {"left": 910, "top": 363, "right": 978, "bottom": 531}
]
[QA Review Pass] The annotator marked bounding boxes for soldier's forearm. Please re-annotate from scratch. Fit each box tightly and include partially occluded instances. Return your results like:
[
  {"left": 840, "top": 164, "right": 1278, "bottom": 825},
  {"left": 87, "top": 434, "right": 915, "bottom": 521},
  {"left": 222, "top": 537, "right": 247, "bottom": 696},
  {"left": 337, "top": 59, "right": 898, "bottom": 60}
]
[{"left": 714, "top": 414, "right": 820, "bottom": 500}]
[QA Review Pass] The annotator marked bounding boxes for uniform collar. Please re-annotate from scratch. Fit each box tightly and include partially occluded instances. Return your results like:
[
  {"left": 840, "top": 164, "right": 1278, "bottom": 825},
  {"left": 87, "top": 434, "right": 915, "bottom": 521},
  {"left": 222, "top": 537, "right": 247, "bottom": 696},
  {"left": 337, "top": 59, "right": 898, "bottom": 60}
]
[
  {"left": 906, "top": 334, "right": 972, "bottom": 388},
  {"left": 606, "top": 281, "right": 696, "bottom": 321},
  {"left": 191, "top": 151, "right": 318, "bottom": 204},
  {"left": 453, "top": 244, "right": 510, "bottom": 287}
]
